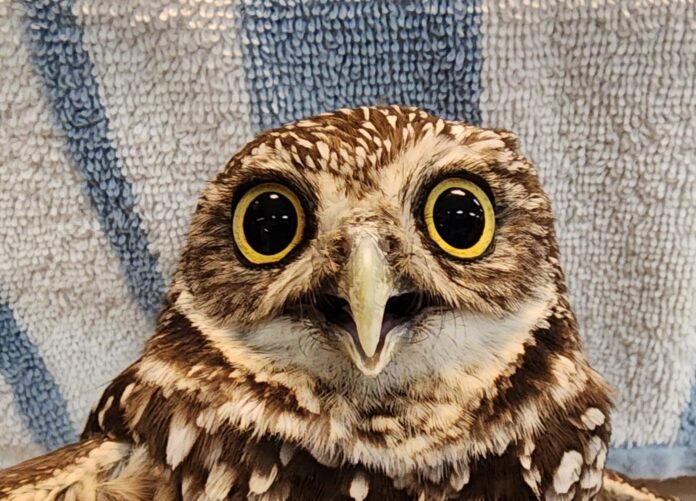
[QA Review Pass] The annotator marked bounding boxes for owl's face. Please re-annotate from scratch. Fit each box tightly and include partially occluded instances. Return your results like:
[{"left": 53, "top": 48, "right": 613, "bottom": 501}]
[{"left": 176, "top": 106, "right": 560, "bottom": 398}]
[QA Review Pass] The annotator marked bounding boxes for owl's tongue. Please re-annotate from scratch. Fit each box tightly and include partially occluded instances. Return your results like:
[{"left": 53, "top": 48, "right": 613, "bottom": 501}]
[
  {"left": 380, "top": 313, "right": 401, "bottom": 338},
  {"left": 338, "top": 303, "right": 398, "bottom": 344},
  {"left": 383, "top": 293, "right": 428, "bottom": 340},
  {"left": 336, "top": 292, "right": 424, "bottom": 355}
]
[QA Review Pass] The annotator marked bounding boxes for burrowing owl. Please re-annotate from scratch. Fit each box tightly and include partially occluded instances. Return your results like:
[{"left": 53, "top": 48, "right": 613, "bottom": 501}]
[{"left": 0, "top": 106, "right": 673, "bottom": 500}]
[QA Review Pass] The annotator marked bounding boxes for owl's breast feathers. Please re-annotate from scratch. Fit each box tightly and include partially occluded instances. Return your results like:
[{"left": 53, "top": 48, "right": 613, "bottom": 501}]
[{"left": 3, "top": 290, "right": 666, "bottom": 501}]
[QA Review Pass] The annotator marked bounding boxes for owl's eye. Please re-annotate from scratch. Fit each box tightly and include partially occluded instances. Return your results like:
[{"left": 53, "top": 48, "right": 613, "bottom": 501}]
[
  {"left": 423, "top": 177, "right": 495, "bottom": 260},
  {"left": 232, "top": 183, "right": 305, "bottom": 265}
]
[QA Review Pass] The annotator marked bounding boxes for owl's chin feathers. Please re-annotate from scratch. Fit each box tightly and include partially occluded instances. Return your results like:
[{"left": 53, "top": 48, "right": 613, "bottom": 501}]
[
  {"left": 297, "top": 290, "right": 435, "bottom": 377},
  {"left": 174, "top": 281, "right": 555, "bottom": 401}
]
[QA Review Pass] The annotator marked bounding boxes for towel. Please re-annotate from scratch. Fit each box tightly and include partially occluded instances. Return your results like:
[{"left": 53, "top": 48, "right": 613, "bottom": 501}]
[{"left": 1, "top": 0, "right": 694, "bottom": 479}]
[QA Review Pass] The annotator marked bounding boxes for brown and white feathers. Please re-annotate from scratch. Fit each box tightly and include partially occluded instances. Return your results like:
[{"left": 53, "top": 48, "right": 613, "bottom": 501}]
[{"left": 0, "top": 106, "right": 675, "bottom": 500}]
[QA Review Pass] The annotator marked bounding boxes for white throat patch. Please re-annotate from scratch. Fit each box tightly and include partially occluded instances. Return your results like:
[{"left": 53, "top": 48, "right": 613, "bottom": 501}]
[{"left": 170, "top": 287, "right": 557, "bottom": 476}]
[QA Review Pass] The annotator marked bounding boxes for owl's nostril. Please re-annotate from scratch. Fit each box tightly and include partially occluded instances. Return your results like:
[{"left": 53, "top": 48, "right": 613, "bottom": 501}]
[{"left": 384, "top": 235, "right": 400, "bottom": 255}]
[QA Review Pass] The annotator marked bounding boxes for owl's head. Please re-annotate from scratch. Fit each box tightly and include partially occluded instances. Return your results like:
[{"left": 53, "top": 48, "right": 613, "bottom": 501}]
[{"left": 173, "top": 106, "right": 563, "bottom": 397}]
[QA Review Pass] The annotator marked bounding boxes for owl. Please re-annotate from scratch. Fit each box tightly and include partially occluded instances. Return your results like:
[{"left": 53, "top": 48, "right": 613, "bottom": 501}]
[{"left": 0, "top": 106, "right": 674, "bottom": 501}]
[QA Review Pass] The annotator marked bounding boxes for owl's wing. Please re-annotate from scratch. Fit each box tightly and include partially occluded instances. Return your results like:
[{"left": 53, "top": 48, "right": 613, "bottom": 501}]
[
  {"left": 0, "top": 437, "right": 163, "bottom": 500},
  {"left": 599, "top": 469, "right": 679, "bottom": 501}
]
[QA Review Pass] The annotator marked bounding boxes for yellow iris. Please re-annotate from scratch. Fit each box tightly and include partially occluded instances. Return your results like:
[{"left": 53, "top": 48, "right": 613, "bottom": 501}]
[
  {"left": 232, "top": 183, "right": 305, "bottom": 265},
  {"left": 423, "top": 177, "right": 495, "bottom": 259}
]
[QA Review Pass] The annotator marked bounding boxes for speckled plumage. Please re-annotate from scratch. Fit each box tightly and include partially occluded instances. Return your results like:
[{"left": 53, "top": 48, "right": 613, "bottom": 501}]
[{"left": 0, "top": 106, "right": 675, "bottom": 500}]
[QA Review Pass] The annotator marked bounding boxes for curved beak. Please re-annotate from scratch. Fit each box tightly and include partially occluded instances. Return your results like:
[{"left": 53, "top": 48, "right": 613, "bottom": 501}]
[{"left": 338, "top": 235, "right": 397, "bottom": 376}]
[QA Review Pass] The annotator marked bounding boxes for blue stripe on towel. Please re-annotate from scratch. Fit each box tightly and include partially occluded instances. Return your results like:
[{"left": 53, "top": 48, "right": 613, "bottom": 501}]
[
  {"left": 0, "top": 300, "right": 76, "bottom": 449},
  {"left": 22, "top": 0, "right": 165, "bottom": 318},
  {"left": 240, "top": 0, "right": 483, "bottom": 131},
  {"left": 608, "top": 445, "right": 696, "bottom": 480},
  {"left": 677, "top": 374, "right": 696, "bottom": 447}
]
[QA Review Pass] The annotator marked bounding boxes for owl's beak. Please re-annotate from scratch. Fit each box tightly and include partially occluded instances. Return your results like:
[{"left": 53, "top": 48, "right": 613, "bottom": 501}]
[{"left": 338, "top": 235, "right": 396, "bottom": 376}]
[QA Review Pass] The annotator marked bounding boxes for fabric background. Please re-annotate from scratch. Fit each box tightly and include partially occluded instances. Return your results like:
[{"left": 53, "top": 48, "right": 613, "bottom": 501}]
[{"left": 0, "top": 0, "right": 694, "bottom": 479}]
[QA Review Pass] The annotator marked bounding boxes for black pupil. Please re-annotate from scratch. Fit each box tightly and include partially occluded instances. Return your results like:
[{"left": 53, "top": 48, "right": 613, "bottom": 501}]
[
  {"left": 242, "top": 191, "right": 298, "bottom": 255},
  {"left": 433, "top": 188, "right": 486, "bottom": 249}
]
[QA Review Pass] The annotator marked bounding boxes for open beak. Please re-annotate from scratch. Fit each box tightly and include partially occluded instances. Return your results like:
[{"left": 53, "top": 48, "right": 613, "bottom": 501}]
[
  {"left": 344, "top": 236, "right": 391, "bottom": 356},
  {"left": 336, "top": 235, "right": 398, "bottom": 376},
  {"left": 304, "top": 234, "right": 429, "bottom": 376}
]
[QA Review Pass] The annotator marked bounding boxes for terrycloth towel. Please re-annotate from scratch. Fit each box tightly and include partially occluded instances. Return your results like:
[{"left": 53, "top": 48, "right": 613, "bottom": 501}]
[{"left": 0, "top": 0, "right": 694, "bottom": 479}]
